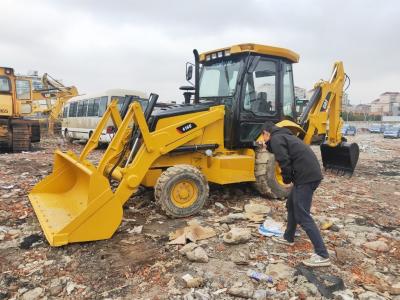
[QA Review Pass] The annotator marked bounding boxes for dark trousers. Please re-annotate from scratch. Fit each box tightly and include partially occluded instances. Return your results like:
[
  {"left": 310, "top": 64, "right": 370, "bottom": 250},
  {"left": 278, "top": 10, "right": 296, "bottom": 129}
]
[{"left": 283, "top": 180, "right": 329, "bottom": 258}]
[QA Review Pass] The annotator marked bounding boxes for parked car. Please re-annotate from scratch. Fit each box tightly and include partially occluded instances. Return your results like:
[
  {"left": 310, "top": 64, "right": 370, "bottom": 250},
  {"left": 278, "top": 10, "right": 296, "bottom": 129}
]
[
  {"left": 342, "top": 124, "right": 357, "bottom": 136},
  {"left": 368, "top": 123, "right": 384, "bottom": 133},
  {"left": 383, "top": 125, "right": 400, "bottom": 138}
]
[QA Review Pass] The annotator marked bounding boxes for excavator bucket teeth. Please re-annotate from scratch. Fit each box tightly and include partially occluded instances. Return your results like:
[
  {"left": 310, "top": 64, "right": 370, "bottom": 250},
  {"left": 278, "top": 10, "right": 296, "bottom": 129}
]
[
  {"left": 320, "top": 142, "right": 359, "bottom": 175},
  {"left": 28, "top": 150, "right": 123, "bottom": 246}
]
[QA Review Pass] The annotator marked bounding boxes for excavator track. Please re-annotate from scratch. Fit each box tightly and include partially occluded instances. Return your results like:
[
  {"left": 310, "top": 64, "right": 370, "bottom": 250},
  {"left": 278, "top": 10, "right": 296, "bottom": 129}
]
[
  {"left": 0, "top": 134, "right": 10, "bottom": 152},
  {"left": 12, "top": 123, "right": 31, "bottom": 152}
]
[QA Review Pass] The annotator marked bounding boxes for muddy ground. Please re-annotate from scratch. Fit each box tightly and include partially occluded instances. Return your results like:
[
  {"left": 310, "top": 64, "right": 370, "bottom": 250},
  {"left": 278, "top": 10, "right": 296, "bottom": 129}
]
[{"left": 0, "top": 133, "right": 399, "bottom": 299}]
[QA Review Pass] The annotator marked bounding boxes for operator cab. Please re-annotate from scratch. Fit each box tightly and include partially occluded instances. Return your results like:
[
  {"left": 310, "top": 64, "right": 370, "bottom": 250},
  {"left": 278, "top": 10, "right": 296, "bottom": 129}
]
[{"left": 181, "top": 43, "right": 299, "bottom": 149}]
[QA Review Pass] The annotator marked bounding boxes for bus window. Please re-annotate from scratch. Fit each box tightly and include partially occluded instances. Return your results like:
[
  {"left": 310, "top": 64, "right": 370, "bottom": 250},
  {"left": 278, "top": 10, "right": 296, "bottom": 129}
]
[
  {"left": 98, "top": 96, "right": 108, "bottom": 117},
  {"left": 82, "top": 100, "right": 88, "bottom": 116},
  {"left": 87, "top": 99, "right": 94, "bottom": 116},
  {"left": 77, "top": 101, "right": 86, "bottom": 117},
  {"left": 63, "top": 105, "right": 69, "bottom": 118},
  {"left": 69, "top": 102, "right": 77, "bottom": 117},
  {"left": 93, "top": 98, "right": 99, "bottom": 116},
  {"left": 87, "top": 98, "right": 100, "bottom": 116}
]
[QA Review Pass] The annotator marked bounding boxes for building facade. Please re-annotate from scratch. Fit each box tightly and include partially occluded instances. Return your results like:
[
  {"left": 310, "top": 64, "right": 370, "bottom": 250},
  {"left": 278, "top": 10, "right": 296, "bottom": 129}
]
[{"left": 370, "top": 92, "right": 400, "bottom": 116}]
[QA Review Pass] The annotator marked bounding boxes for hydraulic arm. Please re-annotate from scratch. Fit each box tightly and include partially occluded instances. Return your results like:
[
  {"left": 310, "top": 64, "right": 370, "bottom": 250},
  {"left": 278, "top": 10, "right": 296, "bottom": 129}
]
[{"left": 299, "top": 62, "right": 359, "bottom": 174}]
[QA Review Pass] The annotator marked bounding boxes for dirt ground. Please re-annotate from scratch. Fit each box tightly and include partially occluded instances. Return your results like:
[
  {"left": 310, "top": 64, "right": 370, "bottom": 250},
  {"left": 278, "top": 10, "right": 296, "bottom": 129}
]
[{"left": 0, "top": 133, "right": 399, "bottom": 299}]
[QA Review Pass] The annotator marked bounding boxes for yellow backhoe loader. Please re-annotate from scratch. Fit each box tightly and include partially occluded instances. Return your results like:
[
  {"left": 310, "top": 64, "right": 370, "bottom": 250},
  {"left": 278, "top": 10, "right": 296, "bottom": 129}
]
[
  {"left": 29, "top": 43, "right": 359, "bottom": 246},
  {"left": 0, "top": 67, "right": 41, "bottom": 152}
]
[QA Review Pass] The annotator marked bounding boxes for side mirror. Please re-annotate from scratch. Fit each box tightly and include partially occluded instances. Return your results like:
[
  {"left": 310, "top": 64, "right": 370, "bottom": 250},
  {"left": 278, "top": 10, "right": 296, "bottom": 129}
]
[{"left": 186, "top": 64, "right": 193, "bottom": 81}]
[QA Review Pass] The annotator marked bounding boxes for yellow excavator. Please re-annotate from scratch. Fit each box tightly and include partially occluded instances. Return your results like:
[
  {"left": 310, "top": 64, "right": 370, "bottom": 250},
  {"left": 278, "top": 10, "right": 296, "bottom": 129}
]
[
  {"left": 0, "top": 67, "right": 41, "bottom": 152},
  {"left": 31, "top": 73, "right": 78, "bottom": 135},
  {"left": 29, "top": 43, "right": 359, "bottom": 246}
]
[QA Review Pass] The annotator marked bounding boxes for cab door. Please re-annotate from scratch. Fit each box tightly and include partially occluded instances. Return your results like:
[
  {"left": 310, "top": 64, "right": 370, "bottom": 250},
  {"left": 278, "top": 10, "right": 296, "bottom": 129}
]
[
  {"left": 16, "top": 79, "right": 33, "bottom": 115},
  {"left": 236, "top": 56, "right": 281, "bottom": 148},
  {"left": 0, "top": 76, "right": 13, "bottom": 117}
]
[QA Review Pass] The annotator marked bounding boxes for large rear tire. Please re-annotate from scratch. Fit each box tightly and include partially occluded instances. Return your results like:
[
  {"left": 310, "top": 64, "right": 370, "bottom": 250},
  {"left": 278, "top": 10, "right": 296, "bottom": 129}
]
[
  {"left": 155, "top": 165, "right": 209, "bottom": 218},
  {"left": 253, "top": 148, "right": 292, "bottom": 199}
]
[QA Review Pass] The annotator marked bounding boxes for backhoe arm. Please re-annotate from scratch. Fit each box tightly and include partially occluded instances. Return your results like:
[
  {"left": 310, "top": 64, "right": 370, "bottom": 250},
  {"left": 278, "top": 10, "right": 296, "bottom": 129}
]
[{"left": 300, "top": 62, "right": 345, "bottom": 146}]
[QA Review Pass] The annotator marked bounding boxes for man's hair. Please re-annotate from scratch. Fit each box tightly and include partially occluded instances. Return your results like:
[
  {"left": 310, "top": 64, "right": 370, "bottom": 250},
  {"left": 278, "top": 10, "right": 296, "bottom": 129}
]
[{"left": 261, "top": 121, "right": 276, "bottom": 133}]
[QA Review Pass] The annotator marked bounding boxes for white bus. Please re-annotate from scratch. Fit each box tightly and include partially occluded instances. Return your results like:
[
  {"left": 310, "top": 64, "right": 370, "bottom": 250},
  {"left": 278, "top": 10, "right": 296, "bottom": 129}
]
[{"left": 62, "top": 89, "right": 147, "bottom": 143}]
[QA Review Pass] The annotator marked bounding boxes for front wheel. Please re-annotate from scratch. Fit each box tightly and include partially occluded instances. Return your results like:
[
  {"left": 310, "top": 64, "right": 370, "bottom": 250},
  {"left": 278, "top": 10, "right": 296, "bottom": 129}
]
[
  {"left": 253, "top": 148, "right": 292, "bottom": 199},
  {"left": 155, "top": 165, "right": 209, "bottom": 218}
]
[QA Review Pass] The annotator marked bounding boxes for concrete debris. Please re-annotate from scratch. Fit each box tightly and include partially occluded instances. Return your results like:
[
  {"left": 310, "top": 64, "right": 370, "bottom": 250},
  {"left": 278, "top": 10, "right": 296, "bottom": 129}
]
[
  {"left": 358, "top": 291, "right": 387, "bottom": 300},
  {"left": 333, "top": 289, "right": 355, "bottom": 300},
  {"left": 169, "top": 220, "right": 216, "bottom": 245},
  {"left": 21, "top": 287, "right": 43, "bottom": 300},
  {"left": 127, "top": 225, "right": 143, "bottom": 234},
  {"left": 223, "top": 227, "right": 252, "bottom": 244},
  {"left": 179, "top": 242, "right": 199, "bottom": 255},
  {"left": 181, "top": 273, "right": 204, "bottom": 288},
  {"left": 219, "top": 212, "right": 247, "bottom": 224},
  {"left": 363, "top": 240, "right": 390, "bottom": 252},
  {"left": 265, "top": 263, "right": 294, "bottom": 280},
  {"left": 244, "top": 202, "right": 271, "bottom": 222},
  {"left": 186, "top": 247, "right": 209, "bottom": 263},
  {"left": 227, "top": 286, "right": 254, "bottom": 298}
]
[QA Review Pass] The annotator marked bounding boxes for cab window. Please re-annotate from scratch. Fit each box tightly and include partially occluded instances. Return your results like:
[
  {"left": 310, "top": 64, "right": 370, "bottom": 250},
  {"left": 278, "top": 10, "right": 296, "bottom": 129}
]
[
  {"left": 16, "top": 79, "right": 31, "bottom": 100},
  {"left": 243, "top": 59, "right": 277, "bottom": 115},
  {"left": 0, "top": 77, "right": 11, "bottom": 92},
  {"left": 282, "top": 63, "right": 295, "bottom": 118}
]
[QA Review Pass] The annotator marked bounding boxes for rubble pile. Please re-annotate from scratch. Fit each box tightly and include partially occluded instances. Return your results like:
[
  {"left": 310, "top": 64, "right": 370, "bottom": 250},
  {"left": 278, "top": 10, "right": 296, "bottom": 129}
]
[{"left": 0, "top": 134, "right": 399, "bottom": 299}]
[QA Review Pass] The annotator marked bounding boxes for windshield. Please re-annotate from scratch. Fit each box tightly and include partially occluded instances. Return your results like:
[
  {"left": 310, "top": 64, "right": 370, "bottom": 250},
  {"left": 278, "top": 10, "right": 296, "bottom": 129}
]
[{"left": 199, "top": 58, "right": 242, "bottom": 98}]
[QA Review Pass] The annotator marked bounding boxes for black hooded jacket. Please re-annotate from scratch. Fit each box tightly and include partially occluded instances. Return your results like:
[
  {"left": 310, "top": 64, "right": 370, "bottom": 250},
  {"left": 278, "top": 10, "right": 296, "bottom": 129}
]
[{"left": 266, "top": 126, "right": 323, "bottom": 185}]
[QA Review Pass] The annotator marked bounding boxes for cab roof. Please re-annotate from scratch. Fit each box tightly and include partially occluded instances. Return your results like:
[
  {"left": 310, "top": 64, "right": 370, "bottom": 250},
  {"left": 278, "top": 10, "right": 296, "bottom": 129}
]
[{"left": 199, "top": 43, "right": 299, "bottom": 63}]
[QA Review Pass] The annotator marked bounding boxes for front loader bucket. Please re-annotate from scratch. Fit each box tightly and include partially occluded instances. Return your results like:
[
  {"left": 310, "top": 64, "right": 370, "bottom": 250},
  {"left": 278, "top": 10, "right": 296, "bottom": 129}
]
[
  {"left": 28, "top": 150, "right": 123, "bottom": 246},
  {"left": 320, "top": 142, "right": 359, "bottom": 175}
]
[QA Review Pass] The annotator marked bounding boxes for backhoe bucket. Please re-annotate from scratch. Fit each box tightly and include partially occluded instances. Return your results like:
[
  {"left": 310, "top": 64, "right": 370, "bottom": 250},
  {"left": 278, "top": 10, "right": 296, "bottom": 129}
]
[
  {"left": 320, "top": 142, "right": 359, "bottom": 175},
  {"left": 28, "top": 150, "right": 123, "bottom": 246}
]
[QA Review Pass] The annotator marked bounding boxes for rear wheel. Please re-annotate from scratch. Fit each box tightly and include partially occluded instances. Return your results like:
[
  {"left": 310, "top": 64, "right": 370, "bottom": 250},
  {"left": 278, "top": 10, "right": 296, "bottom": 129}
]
[
  {"left": 253, "top": 148, "right": 291, "bottom": 199},
  {"left": 12, "top": 124, "right": 31, "bottom": 152},
  {"left": 64, "top": 129, "right": 74, "bottom": 143},
  {"left": 155, "top": 164, "right": 209, "bottom": 218}
]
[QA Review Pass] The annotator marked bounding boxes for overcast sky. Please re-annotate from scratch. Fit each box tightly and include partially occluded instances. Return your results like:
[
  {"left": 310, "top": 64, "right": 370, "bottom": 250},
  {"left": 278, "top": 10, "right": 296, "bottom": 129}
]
[{"left": 1, "top": 0, "right": 399, "bottom": 104}]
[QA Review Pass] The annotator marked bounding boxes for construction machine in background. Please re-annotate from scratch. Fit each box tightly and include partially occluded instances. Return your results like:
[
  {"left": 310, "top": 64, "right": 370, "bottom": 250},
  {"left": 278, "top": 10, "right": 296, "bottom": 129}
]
[
  {"left": 31, "top": 73, "right": 78, "bottom": 135},
  {"left": 0, "top": 67, "right": 41, "bottom": 152},
  {"left": 29, "top": 43, "right": 359, "bottom": 246}
]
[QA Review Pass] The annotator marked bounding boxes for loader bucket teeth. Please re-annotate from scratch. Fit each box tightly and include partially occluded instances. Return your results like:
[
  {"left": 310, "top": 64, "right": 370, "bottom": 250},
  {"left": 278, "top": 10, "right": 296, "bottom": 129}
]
[
  {"left": 28, "top": 150, "right": 123, "bottom": 246},
  {"left": 320, "top": 142, "right": 359, "bottom": 175}
]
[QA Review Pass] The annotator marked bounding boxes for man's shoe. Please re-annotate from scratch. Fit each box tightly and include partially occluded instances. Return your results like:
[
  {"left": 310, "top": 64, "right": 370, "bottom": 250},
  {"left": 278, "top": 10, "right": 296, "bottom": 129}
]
[
  {"left": 271, "top": 236, "right": 294, "bottom": 246},
  {"left": 303, "top": 254, "right": 331, "bottom": 267}
]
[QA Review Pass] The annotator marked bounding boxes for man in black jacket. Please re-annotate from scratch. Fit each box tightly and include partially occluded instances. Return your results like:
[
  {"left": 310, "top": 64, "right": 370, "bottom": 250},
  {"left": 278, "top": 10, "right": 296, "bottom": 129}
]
[{"left": 260, "top": 121, "right": 330, "bottom": 267}]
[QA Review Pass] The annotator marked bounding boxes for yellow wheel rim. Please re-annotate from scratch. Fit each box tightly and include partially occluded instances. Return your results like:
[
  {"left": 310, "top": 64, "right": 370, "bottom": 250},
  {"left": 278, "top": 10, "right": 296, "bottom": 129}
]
[
  {"left": 275, "top": 163, "right": 290, "bottom": 186},
  {"left": 171, "top": 179, "right": 199, "bottom": 208}
]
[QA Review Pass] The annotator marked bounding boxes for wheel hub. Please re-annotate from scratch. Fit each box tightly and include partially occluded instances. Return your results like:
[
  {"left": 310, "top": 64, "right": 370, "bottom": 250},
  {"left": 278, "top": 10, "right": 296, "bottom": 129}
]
[{"left": 171, "top": 180, "right": 198, "bottom": 208}]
